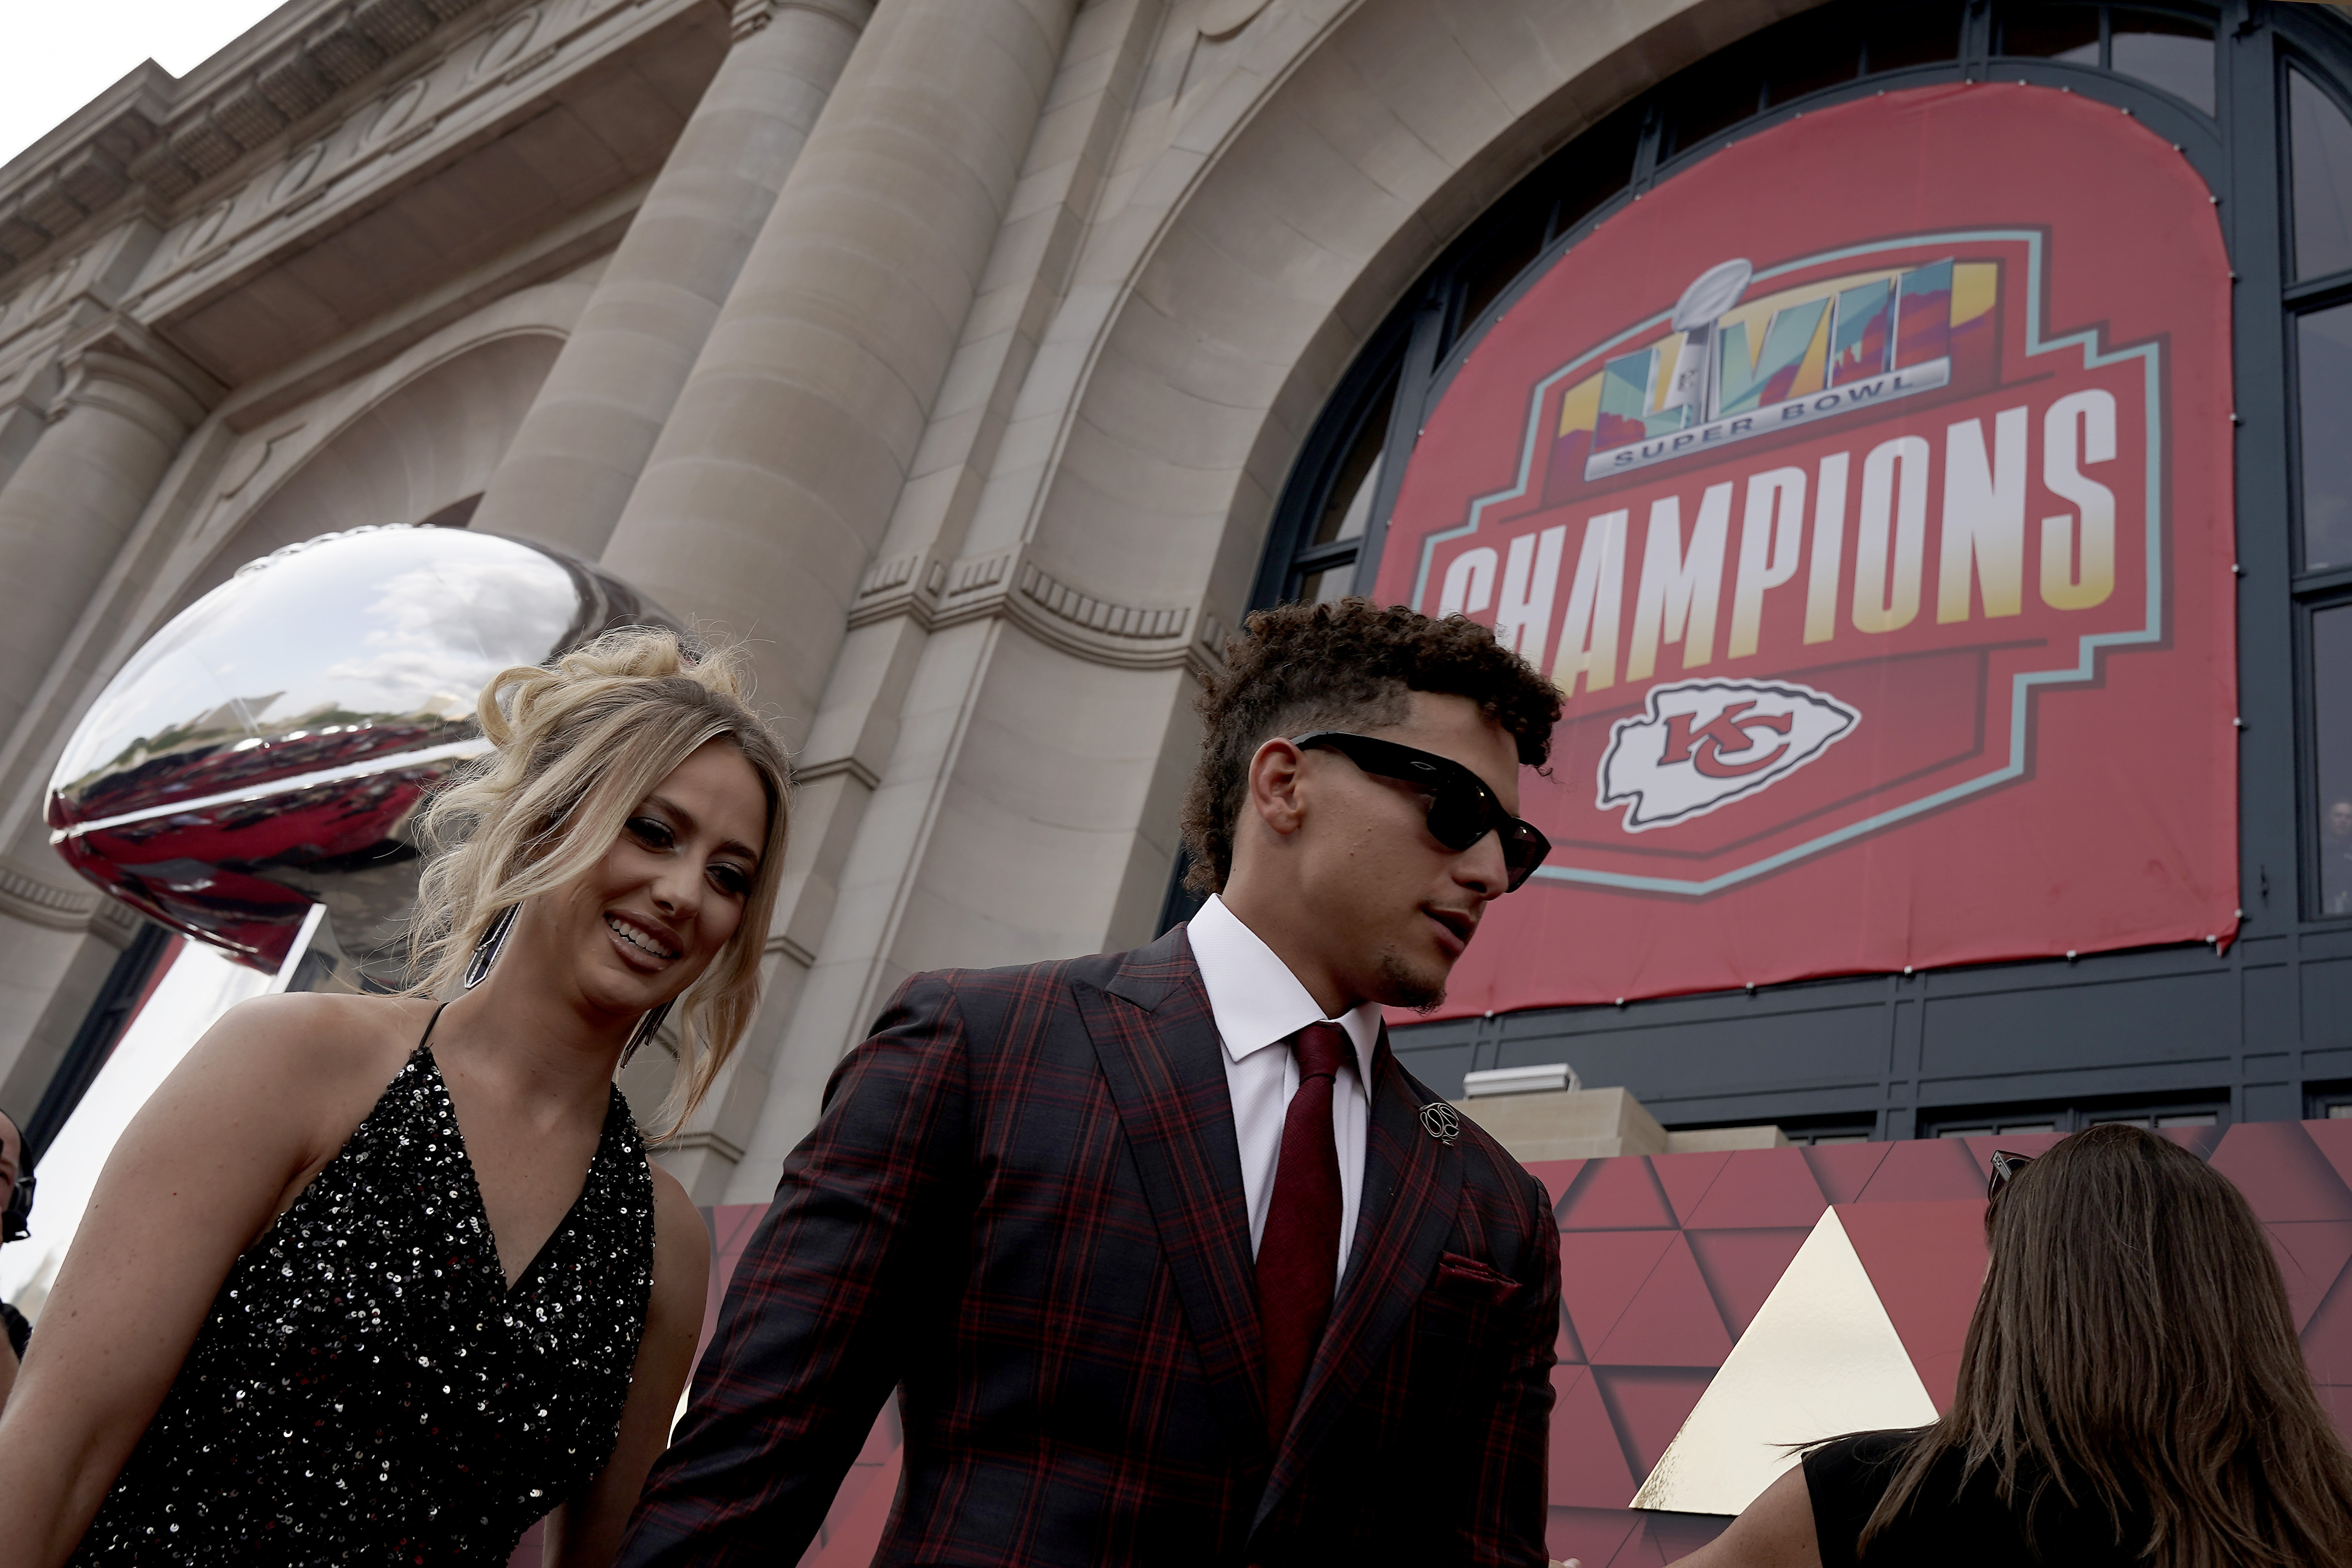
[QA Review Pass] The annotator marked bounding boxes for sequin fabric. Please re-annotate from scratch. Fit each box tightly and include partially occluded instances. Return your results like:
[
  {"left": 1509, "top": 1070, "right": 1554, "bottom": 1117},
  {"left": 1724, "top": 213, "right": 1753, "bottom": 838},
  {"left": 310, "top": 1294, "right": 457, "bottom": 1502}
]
[{"left": 73, "top": 1039, "right": 655, "bottom": 1566}]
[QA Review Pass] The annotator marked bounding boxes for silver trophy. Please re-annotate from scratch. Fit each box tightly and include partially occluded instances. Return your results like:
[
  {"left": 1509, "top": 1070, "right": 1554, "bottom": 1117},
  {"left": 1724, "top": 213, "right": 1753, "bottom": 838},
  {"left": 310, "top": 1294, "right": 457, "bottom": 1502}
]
[{"left": 46, "top": 525, "right": 683, "bottom": 990}]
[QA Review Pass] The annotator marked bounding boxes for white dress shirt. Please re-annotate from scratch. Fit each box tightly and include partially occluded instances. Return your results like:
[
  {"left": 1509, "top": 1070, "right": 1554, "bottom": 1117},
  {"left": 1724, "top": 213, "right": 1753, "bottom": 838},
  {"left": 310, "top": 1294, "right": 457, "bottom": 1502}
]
[{"left": 1186, "top": 893, "right": 1382, "bottom": 1281}]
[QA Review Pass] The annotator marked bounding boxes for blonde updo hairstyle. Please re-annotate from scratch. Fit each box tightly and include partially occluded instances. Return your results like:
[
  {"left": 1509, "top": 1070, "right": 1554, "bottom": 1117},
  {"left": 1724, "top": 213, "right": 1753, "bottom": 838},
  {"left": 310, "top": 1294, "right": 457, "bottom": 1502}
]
[{"left": 406, "top": 628, "right": 790, "bottom": 1132}]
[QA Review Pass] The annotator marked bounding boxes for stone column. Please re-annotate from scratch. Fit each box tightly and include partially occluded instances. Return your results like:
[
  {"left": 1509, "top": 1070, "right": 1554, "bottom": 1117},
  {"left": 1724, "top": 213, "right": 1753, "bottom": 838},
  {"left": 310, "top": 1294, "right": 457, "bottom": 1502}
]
[
  {"left": 602, "top": 0, "right": 1075, "bottom": 1200},
  {"left": 600, "top": 0, "right": 1074, "bottom": 731},
  {"left": 0, "top": 319, "right": 217, "bottom": 1099},
  {"left": 467, "top": 0, "right": 874, "bottom": 558},
  {"left": 0, "top": 320, "right": 218, "bottom": 748}
]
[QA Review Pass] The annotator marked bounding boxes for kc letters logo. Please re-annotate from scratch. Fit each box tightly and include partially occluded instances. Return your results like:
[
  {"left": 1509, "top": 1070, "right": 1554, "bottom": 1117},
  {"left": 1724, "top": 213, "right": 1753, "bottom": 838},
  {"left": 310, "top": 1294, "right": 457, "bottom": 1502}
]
[{"left": 1371, "top": 84, "right": 2235, "bottom": 1012}]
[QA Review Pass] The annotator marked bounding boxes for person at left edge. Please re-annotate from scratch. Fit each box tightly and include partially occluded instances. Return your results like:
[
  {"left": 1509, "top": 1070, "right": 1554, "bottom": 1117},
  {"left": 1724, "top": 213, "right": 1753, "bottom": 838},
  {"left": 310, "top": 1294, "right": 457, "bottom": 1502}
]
[
  {"left": 0, "top": 1105, "right": 32, "bottom": 1413},
  {"left": 0, "top": 628, "right": 791, "bottom": 1568}
]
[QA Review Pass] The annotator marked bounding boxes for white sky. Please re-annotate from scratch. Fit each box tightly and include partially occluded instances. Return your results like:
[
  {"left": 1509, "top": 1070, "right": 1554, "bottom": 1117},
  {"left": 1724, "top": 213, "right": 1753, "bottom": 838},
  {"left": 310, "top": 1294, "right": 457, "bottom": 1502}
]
[{"left": 0, "top": 1, "right": 288, "bottom": 170}]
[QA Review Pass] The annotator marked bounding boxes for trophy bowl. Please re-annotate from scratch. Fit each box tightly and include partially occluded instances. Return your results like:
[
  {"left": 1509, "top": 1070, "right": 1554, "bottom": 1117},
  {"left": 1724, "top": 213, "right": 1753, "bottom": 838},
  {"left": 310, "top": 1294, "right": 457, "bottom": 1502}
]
[{"left": 46, "top": 525, "right": 683, "bottom": 985}]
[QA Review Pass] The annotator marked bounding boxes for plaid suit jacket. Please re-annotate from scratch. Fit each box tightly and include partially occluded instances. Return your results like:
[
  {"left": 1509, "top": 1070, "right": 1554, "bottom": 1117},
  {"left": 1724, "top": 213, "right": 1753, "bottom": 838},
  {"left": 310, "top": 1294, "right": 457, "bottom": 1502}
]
[{"left": 619, "top": 925, "right": 1560, "bottom": 1568}]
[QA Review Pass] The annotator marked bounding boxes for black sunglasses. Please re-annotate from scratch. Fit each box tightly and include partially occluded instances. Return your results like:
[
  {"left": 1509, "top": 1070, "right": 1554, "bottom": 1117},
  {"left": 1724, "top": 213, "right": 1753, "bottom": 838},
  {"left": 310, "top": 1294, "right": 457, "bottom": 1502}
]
[
  {"left": 1985, "top": 1149, "right": 2034, "bottom": 1218},
  {"left": 1292, "top": 731, "right": 1553, "bottom": 893}
]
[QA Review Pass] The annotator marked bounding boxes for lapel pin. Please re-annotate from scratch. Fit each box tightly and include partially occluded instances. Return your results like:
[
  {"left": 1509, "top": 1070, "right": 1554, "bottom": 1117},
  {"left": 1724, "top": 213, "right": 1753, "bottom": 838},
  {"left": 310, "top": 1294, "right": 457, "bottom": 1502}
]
[{"left": 1418, "top": 1102, "right": 1461, "bottom": 1146}]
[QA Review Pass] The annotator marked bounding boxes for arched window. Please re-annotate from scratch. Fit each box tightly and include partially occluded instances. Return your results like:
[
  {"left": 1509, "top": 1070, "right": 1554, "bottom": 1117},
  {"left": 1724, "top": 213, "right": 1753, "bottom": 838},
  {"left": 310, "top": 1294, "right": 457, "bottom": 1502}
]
[{"left": 1229, "top": 0, "right": 2352, "bottom": 1137}]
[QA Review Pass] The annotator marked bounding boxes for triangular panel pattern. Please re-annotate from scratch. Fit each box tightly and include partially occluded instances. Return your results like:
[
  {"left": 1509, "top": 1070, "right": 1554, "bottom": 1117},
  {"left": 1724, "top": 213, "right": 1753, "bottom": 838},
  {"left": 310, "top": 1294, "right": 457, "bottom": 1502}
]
[
  {"left": 1856, "top": 1137, "right": 1983, "bottom": 1201},
  {"left": 1528, "top": 1156, "right": 1586, "bottom": 1213},
  {"left": 1592, "top": 1234, "right": 1735, "bottom": 1367},
  {"left": 2303, "top": 1262, "right": 2352, "bottom": 1387},
  {"left": 2267, "top": 1220, "right": 2352, "bottom": 1334},
  {"left": 1654, "top": 1149, "right": 1732, "bottom": 1225},
  {"left": 1545, "top": 1504, "right": 1641, "bottom": 1568},
  {"left": 1686, "top": 1227, "right": 1812, "bottom": 1338},
  {"left": 1549, "top": 1366, "right": 1637, "bottom": 1507},
  {"left": 1559, "top": 1155, "right": 1680, "bottom": 1230},
  {"left": 1594, "top": 1364, "right": 1716, "bottom": 1484},
  {"left": 2307, "top": 1118, "right": 2352, "bottom": 1195},
  {"left": 2210, "top": 1122, "right": 2352, "bottom": 1222},
  {"left": 1803, "top": 1141, "right": 1892, "bottom": 1204},
  {"left": 1559, "top": 1230, "right": 1679, "bottom": 1354},
  {"left": 1680, "top": 1147, "right": 1829, "bottom": 1229}
]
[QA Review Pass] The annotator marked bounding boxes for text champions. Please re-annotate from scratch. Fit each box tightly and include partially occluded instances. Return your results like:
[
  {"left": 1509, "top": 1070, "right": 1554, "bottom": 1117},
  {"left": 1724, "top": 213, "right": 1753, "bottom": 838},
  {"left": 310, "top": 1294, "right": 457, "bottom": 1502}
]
[{"left": 1435, "top": 389, "right": 2130, "bottom": 702}]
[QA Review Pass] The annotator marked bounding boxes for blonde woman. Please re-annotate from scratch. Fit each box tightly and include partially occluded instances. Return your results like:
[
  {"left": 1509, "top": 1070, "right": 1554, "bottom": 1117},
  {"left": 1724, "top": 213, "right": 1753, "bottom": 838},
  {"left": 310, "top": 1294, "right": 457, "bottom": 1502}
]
[{"left": 0, "top": 629, "right": 789, "bottom": 1568}]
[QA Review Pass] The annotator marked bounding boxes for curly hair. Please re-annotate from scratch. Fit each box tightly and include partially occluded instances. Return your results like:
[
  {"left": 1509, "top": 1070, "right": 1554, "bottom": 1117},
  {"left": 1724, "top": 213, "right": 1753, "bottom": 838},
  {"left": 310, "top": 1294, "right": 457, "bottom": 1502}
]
[
  {"left": 1179, "top": 598, "right": 1561, "bottom": 894},
  {"left": 404, "top": 627, "right": 790, "bottom": 1135}
]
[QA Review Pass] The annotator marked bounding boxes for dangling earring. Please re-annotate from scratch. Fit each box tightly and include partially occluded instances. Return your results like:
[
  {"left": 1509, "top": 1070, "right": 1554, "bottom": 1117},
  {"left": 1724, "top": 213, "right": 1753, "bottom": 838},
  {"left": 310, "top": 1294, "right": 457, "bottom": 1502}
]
[
  {"left": 463, "top": 905, "right": 519, "bottom": 989},
  {"left": 619, "top": 1001, "right": 672, "bottom": 1070}
]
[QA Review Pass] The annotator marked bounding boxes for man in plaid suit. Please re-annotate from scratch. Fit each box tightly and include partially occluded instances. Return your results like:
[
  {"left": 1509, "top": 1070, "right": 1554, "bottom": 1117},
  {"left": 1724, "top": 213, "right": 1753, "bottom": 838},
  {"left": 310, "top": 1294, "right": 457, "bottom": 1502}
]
[{"left": 621, "top": 601, "right": 1566, "bottom": 1567}]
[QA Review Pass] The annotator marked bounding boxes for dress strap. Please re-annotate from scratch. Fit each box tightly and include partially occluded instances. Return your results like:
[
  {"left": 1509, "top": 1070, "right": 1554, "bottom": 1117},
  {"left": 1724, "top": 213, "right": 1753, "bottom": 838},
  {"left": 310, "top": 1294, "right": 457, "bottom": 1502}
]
[{"left": 417, "top": 1000, "right": 452, "bottom": 1052}]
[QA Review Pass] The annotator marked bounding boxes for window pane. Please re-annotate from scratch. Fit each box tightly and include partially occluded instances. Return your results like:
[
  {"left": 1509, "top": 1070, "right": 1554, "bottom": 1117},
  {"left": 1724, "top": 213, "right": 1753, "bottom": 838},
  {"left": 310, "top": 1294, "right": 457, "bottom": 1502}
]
[
  {"left": 2313, "top": 605, "right": 2352, "bottom": 915},
  {"left": 2109, "top": 10, "right": 2214, "bottom": 114},
  {"left": 1295, "top": 563, "right": 1355, "bottom": 605},
  {"left": 2154, "top": 1112, "right": 2218, "bottom": 1127},
  {"left": 1762, "top": 14, "right": 1863, "bottom": 106},
  {"left": 1311, "top": 377, "right": 1393, "bottom": 547},
  {"left": 2299, "top": 303, "right": 2352, "bottom": 569},
  {"left": 1663, "top": 55, "right": 1765, "bottom": 155},
  {"left": 2292, "top": 69, "right": 2352, "bottom": 281},
  {"left": 1550, "top": 106, "right": 1639, "bottom": 239},
  {"left": 1458, "top": 219, "right": 1545, "bottom": 337},
  {"left": 1997, "top": 3, "right": 2100, "bottom": 64},
  {"left": 1861, "top": 1, "right": 1963, "bottom": 72}
]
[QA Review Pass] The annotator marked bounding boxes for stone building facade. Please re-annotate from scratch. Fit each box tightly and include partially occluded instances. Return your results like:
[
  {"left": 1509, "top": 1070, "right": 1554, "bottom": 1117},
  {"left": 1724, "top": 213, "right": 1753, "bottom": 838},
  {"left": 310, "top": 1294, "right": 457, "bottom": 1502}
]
[
  {"left": 5, "top": 0, "right": 2345, "bottom": 1206},
  {"left": 0, "top": 0, "right": 1809, "bottom": 1204}
]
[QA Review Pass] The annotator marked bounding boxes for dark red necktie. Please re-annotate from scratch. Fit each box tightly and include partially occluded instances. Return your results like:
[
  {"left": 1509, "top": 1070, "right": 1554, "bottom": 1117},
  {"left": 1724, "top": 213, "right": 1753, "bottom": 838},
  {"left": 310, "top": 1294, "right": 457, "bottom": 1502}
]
[{"left": 1256, "top": 1021, "right": 1348, "bottom": 1446}]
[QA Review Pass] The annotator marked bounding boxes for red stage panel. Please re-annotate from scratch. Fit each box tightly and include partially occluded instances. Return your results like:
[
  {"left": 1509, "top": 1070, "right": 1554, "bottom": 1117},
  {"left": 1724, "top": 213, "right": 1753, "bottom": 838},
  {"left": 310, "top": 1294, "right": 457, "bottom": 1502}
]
[
  {"left": 1653, "top": 1149, "right": 1731, "bottom": 1225},
  {"left": 1837, "top": 1199, "right": 1989, "bottom": 1411},
  {"left": 1685, "top": 1227, "right": 1814, "bottom": 1338},
  {"left": 1677, "top": 1147, "right": 1829, "bottom": 1230},
  {"left": 1559, "top": 1229, "right": 1681, "bottom": 1355},
  {"left": 1591, "top": 1234, "right": 1736, "bottom": 1367},
  {"left": 1557, "top": 1155, "right": 1680, "bottom": 1230}
]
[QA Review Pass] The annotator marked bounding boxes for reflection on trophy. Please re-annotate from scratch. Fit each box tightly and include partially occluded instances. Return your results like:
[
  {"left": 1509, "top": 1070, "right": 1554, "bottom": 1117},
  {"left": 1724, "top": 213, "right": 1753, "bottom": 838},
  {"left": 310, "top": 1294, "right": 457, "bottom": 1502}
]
[{"left": 46, "top": 524, "right": 683, "bottom": 992}]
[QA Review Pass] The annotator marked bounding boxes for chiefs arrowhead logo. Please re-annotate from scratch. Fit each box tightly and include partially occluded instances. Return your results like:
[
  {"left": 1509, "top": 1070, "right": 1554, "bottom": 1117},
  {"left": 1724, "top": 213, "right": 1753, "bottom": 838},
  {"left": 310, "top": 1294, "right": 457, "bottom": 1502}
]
[{"left": 1599, "top": 679, "right": 1858, "bottom": 830}]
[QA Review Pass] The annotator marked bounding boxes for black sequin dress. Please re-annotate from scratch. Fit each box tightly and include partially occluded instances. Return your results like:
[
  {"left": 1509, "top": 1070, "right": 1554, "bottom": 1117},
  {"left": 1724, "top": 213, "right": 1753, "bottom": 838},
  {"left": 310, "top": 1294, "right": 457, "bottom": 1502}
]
[{"left": 73, "top": 1015, "right": 655, "bottom": 1566}]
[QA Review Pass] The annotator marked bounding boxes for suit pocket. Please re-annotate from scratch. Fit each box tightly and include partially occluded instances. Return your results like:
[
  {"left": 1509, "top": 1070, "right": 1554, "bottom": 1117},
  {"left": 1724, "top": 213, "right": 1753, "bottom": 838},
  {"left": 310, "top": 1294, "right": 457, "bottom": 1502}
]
[{"left": 1432, "top": 1250, "right": 1523, "bottom": 1306}]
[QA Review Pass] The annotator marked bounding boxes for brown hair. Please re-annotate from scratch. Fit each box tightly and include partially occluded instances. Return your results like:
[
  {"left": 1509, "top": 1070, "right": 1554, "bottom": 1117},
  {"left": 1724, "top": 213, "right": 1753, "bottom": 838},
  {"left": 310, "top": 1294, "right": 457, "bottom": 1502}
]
[
  {"left": 405, "top": 628, "right": 790, "bottom": 1135},
  {"left": 1180, "top": 598, "right": 1561, "bottom": 894},
  {"left": 1860, "top": 1124, "right": 2352, "bottom": 1566}
]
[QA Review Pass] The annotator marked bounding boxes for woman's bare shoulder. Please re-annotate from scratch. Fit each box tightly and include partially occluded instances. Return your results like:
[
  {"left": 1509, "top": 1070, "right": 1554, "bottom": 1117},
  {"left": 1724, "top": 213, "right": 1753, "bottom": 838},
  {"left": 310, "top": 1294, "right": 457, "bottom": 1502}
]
[{"left": 176, "top": 993, "right": 443, "bottom": 1122}]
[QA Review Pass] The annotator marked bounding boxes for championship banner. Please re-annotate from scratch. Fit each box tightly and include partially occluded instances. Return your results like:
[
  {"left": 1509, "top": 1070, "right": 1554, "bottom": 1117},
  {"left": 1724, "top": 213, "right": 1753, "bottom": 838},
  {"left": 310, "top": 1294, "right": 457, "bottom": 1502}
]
[{"left": 1374, "top": 84, "right": 2237, "bottom": 1013}]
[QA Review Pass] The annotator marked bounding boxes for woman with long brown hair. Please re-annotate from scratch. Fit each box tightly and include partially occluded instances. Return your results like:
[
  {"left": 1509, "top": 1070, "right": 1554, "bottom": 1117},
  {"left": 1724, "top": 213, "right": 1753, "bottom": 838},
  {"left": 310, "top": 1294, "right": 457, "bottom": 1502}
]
[
  {"left": 0, "top": 628, "right": 790, "bottom": 1567},
  {"left": 1681, "top": 1122, "right": 2352, "bottom": 1567}
]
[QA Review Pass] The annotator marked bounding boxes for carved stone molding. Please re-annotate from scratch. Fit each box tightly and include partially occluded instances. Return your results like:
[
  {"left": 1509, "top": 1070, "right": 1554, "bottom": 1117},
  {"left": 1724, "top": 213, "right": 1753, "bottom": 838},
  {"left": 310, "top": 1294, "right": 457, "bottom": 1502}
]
[
  {"left": 732, "top": 0, "right": 875, "bottom": 43},
  {"left": 0, "top": 856, "right": 102, "bottom": 933},
  {"left": 845, "top": 547, "right": 944, "bottom": 630},
  {"left": 54, "top": 319, "right": 228, "bottom": 440},
  {"left": 87, "top": 895, "right": 145, "bottom": 950},
  {"left": 656, "top": 1127, "right": 746, "bottom": 1163},
  {"left": 0, "top": 0, "right": 504, "bottom": 274},
  {"left": 791, "top": 753, "right": 883, "bottom": 792},
  {"left": 919, "top": 546, "right": 1204, "bottom": 671},
  {"left": 764, "top": 928, "right": 817, "bottom": 968}
]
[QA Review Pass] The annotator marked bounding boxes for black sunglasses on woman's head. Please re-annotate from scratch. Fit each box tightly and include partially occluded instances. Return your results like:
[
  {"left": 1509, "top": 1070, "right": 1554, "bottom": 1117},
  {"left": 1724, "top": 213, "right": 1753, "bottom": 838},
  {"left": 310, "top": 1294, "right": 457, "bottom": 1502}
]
[{"left": 1290, "top": 731, "right": 1552, "bottom": 892}]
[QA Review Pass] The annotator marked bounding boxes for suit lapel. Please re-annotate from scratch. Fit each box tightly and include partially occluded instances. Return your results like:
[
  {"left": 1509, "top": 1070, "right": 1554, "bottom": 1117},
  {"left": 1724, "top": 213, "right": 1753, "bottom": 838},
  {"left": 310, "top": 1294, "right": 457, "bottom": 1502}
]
[
  {"left": 1074, "top": 928, "right": 1269, "bottom": 1461},
  {"left": 1254, "top": 1029, "right": 1461, "bottom": 1528}
]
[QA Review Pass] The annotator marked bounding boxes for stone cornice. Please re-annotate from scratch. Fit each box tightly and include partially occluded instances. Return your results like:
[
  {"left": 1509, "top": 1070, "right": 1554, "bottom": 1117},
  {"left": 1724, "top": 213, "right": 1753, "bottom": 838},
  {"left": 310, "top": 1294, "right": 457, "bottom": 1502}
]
[
  {"left": 0, "top": 0, "right": 510, "bottom": 280},
  {"left": 849, "top": 542, "right": 1218, "bottom": 676},
  {"left": 0, "top": 855, "right": 102, "bottom": 933}
]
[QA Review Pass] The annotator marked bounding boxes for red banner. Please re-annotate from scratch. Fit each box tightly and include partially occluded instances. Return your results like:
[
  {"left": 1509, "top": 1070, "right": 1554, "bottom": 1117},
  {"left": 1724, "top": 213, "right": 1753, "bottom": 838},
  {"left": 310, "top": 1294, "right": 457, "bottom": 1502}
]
[{"left": 1373, "top": 84, "right": 2237, "bottom": 1014}]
